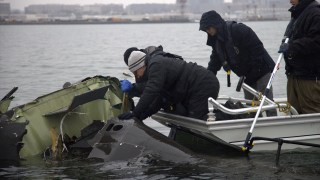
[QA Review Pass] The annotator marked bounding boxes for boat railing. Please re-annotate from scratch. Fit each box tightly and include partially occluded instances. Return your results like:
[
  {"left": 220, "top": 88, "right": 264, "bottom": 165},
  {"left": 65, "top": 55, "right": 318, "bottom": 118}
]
[
  {"left": 209, "top": 98, "right": 298, "bottom": 116},
  {"left": 208, "top": 83, "right": 299, "bottom": 117},
  {"left": 250, "top": 136, "right": 320, "bottom": 166}
]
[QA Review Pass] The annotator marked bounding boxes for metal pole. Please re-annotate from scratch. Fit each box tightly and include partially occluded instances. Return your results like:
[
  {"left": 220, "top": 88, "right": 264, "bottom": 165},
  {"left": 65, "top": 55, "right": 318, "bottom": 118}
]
[{"left": 242, "top": 38, "right": 289, "bottom": 151}]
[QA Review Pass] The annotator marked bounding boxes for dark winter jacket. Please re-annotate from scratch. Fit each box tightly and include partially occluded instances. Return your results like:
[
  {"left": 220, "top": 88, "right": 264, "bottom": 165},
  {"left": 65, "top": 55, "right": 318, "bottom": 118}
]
[
  {"left": 284, "top": 0, "right": 320, "bottom": 80},
  {"left": 199, "top": 10, "right": 275, "bottom": 85},
  {"left": 129, "top": 46, "right": 184, "bottom": 98},
  {"left": 128, "top": 46, "right": 163, "bottom": 98},
  {"left": 132, "top": 52, "right": 219, "bottom": 120}
]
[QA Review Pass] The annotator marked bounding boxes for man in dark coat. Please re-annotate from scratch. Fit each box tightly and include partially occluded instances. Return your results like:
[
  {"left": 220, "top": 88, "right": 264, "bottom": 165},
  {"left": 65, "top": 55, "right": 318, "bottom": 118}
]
[
  {"left": 122, "top": 45, "right": 165, "bottom": 98},
  {"left": 199, "top": 10, "right": 277, "bottom": 116},
  {"left": 118, "top": 50, "right": 220, "bottom": 121},
  {"left": 121, "top": 45, "right": 191, "bottom": 116},
  {"left": 279, "top": 0, "right": 320, "bottom": 114}
]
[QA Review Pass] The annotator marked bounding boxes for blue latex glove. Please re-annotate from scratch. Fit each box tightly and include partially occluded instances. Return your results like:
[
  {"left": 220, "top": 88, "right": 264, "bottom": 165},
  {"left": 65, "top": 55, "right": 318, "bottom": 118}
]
[
  {"left": 278, "top": 43, "right": 289, "bottom": 54},
  {"left": 120, "top": 80, "right": 132, "bottom": 92},
  {"left": 118, "top": 112, "right": 135, "bottom": 120}
]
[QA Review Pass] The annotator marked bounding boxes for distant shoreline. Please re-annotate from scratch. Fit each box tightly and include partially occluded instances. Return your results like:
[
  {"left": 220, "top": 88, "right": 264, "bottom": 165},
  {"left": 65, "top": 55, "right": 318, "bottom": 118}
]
[
  {"left": 0, "top": 19, "right": 285, "bottom": 25},
  {"left": 0, "top": 19, "right": 195, "bottom": 25}
]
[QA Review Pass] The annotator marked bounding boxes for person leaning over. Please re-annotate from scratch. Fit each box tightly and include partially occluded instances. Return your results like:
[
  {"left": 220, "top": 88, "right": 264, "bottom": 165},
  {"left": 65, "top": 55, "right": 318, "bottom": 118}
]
[
  {"left": 121, "top": 45, "right": 165, "bottom": 98},
  {"left": 278, "top": 0, "right": 320, "bottom": 114},
  {"left": 121, "top": 45, "right": 191, "bottom": 116},
  {"left": 118, "top": 50, "right": 220, "bottom": 121},
  {"left": 199, "top": 10, "right": 277, "bottom": 117}
]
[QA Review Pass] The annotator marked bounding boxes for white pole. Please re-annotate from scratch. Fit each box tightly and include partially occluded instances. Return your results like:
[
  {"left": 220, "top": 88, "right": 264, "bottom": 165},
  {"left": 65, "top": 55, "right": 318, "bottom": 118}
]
[{"left": 242, "top": 38, "right": 289, "bottom": 151}]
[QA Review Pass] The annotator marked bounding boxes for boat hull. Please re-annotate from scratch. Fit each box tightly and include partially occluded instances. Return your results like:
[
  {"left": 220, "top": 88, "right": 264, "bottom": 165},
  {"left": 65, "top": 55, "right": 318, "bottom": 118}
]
[{"left": 152, "top": 111, "right": 320, "bottom": 151}]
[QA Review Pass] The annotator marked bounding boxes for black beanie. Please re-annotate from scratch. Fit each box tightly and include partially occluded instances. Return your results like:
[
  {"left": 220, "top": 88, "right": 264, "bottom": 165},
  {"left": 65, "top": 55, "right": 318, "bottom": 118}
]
[{"left": 124, "top": 47, "right": 139, "bottom": 65}]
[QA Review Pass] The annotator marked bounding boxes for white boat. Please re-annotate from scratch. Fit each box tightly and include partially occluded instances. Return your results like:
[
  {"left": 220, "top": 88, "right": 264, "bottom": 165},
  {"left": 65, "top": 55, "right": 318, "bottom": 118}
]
[
  {"left": 151, "top": 83, "right": 320, "bottom": 153},
  {"left": 1, "top": 76, "right": 319, "bottom": 166}
]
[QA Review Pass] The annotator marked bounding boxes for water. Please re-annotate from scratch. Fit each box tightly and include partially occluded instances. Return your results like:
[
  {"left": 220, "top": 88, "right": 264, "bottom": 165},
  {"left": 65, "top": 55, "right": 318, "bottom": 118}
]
[
  {"left": 1, "top": 22, "right": 287, "bottom": 107},
  {"left": 1, "top": 22, "right": 319, "bottom": 179}
]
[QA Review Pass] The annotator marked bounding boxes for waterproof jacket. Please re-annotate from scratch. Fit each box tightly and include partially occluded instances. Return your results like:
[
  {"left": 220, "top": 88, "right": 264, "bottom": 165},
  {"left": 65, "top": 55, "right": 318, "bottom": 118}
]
[
  {"left": 199, "top": 10, "right": 275, "bottom": 85},
  {"left": 129, "top": 46, "right": 162, "bottom": 98},
  {"left": 129, "top": 46, "right": 183, "bottom": 97},
  {"left": 284, "top": 0, "right": 320, "bottom": 80},
  {"left": 132, "top": 52, "right": 219, "bottom": 120}
]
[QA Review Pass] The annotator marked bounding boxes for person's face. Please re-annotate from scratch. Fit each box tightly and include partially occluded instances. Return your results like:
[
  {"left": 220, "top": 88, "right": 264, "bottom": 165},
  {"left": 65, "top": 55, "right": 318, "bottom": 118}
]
[
  {"left": 133, "top": 66, "right": 146, "bottom": 79},
  {"left": 206, "top": 26, "right": 217, "bottom": 37},
  {"left": 290, "top": 0, "right": 299, "bottom": 6}
]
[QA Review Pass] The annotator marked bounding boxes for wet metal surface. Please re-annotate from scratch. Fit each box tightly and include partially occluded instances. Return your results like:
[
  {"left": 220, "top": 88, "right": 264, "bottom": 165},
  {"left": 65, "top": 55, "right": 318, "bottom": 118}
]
[{"left": 88, "top": 118, "right": 195, "bottom": 163}]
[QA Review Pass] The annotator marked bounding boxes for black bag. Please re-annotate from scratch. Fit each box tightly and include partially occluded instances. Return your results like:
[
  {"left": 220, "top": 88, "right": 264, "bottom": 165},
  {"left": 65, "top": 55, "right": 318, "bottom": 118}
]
[{"left": 215, "top": 100, "right": 261, "bottom": 121}]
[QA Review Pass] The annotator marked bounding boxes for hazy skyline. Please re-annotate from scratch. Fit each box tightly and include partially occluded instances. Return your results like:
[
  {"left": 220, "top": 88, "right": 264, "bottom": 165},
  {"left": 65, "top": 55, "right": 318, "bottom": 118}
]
[{"left": 1, "top": 0, "right": 178, "bottom": 10}]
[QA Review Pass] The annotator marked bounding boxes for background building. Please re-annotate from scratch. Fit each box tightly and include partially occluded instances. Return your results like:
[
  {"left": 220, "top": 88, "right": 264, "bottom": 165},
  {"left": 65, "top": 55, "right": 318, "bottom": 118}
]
[
  {"left": 1, "top": 0, "right": 294, "bottom": 23},
  {"left": 0, "top": 3, "right": 10, "bottom": 15}
]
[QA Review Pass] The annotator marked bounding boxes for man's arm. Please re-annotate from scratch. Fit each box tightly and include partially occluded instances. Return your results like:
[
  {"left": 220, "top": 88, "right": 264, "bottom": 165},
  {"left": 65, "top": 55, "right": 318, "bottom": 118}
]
[
  {"left": 208, "top": 48, "right": 222, "bottom": 75},
  {"left": 133, "top": 61, "right": 166, "bottom": 120}
]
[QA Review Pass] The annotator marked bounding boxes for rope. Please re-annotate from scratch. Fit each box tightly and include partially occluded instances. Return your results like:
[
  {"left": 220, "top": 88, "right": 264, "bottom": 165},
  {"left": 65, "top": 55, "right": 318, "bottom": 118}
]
[
  {"left": 277, "top": 102, "right": 291, "bottom": 114},
  {"left": 251, "top": 92, "right": 262, "bottom": 107}
]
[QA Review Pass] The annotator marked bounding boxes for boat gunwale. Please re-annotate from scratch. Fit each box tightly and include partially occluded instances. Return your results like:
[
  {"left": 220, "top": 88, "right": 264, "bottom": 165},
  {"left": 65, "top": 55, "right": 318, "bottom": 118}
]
[
  {"left": 152, "top": 111, "right": 320, "bottom": 131},
  {"left": 152, "top": 111, "right": 320, "bottom": 151}
]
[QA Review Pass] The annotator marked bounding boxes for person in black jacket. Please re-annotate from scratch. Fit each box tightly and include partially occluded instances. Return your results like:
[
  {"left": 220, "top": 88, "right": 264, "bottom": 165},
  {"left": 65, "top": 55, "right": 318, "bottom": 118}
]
[
  {"left": 121, "top": 45, "right": 189, "bottom": 116},
  {"left": 199, "top": 10, "right": 277, "bottom": 116},
  {"left": 278, "top": 0, "right": 320, "bottom": 114},
  {"left": 118, "top": 50, "right": 220, "bottom": 121},
  {"left": 121, "top": 45, "right": 164, "bottom": 98}
]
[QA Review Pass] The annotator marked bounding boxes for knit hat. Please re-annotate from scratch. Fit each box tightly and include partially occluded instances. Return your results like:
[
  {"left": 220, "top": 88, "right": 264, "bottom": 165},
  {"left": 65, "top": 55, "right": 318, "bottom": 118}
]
[
  {"left": 128, "top": 51, "right": 146, "bottom": 72},
  {"left": 123, "top": 47, "right": 139, "bottom": 65}
]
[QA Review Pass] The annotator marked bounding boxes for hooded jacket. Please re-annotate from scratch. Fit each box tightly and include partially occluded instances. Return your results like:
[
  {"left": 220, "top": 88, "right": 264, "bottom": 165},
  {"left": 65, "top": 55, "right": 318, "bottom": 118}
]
[
  {"left": 284, "top": 0, "right": 320, "bottom": 80},
  {"left": 199, "top": 10, "right": 275, "bottom": 85}
]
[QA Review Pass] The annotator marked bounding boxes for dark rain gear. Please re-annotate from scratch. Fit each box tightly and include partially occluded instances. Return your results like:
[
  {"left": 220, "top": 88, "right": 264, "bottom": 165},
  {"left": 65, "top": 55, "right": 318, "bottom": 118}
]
[
  {"left": 284, "top": 0, "right": 320, "bottom": 80},
  {"left": 199, "top": 10, "right": 275, "bottom": 85},
  {"left": 128, "top": 46, "right": 164, "bottom": 98},
  {"left": 132, "top": 53, "right": 220, "bottom": 121}
]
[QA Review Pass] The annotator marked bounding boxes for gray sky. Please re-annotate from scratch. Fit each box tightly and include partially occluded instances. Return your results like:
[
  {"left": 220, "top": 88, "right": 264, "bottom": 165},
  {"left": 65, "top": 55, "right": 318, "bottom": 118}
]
[{"left": 2, "top": 0, "right": 177, "bottom": 10}]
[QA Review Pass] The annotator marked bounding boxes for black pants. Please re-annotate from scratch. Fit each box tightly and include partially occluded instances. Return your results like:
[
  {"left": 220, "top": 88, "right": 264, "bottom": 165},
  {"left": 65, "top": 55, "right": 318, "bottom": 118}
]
[{"left": 186, "top": 72, "right": 220, "bottom": 120}]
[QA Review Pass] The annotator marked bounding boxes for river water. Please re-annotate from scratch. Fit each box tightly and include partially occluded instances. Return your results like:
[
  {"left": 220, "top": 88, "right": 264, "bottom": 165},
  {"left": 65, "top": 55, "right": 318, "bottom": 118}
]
[{"left": 1, "top": 22, "right": 319, "bottom": 179}]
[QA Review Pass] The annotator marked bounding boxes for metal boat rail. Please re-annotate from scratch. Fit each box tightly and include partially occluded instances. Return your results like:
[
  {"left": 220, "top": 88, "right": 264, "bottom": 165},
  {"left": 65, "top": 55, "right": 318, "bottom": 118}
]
[
  {"left": 208, "top": 97, "right": 299, "bottom": 116},
  {"left": 209, "top": 83, "right": 299, "bottom": 116}
]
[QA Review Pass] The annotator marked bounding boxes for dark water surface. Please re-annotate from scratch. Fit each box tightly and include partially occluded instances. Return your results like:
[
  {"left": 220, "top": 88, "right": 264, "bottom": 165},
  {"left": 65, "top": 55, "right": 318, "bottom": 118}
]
[
  {"left": 1, "top": 22, "right": 320, "bottom": 179},
  {"left": 1, "top": 148, "right": 319, "bottom": 179}
]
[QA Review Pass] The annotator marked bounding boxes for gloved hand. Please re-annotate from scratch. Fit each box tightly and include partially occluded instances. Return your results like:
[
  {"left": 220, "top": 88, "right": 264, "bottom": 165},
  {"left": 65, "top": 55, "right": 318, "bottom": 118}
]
[
  {"left": 120, "top": 80, "right": 132, "bottom": 92},
  {"left": 278, "top": 43, "right": 289, "bottom": 54},
  {"left": 118, "top": 112, "right": 135, "bottom": 120},
  {"left": 222, "top": 63, "right": 231, "bottom": 72}
]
